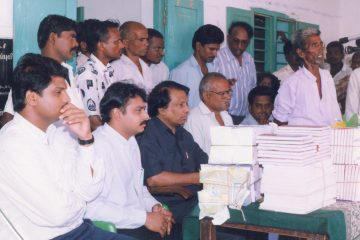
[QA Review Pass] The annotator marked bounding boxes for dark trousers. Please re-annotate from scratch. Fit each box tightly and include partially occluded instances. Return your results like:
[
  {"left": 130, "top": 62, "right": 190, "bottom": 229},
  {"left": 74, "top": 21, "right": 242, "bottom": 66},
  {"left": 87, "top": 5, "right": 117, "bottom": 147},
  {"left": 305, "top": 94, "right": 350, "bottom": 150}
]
[
  {"left": 52, "top": 219, "right": 136, "bottom": 240},
  {"left": 117, "top": 223, "right": 182, "bottom": 240},
  {"left": 230, "top": 114, "right": 246, "bottom": 125}
]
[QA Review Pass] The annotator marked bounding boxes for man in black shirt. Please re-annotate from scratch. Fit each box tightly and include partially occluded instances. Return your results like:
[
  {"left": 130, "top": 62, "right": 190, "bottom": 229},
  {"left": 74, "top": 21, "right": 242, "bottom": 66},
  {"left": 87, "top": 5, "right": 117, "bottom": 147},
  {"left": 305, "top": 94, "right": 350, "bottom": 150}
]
[{"left": 137, "top": 81, "right": 208, "bottom": 234}]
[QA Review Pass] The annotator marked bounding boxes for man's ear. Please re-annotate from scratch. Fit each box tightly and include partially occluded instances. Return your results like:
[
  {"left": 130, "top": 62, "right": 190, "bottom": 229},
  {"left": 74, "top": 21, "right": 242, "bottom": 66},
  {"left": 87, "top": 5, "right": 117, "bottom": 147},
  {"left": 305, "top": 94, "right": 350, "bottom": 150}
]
[
  {"left": 25, "top": 91, "right": 39, "bottom": 106},
  {"left": 296, "top": 48, "right": 305, "bottom": 60},
  {"left": 48, "top": 32, "right": 57, "bottom": 46},
  {"left": 195, "top": 42, "right": 202, "bottom": 52}
]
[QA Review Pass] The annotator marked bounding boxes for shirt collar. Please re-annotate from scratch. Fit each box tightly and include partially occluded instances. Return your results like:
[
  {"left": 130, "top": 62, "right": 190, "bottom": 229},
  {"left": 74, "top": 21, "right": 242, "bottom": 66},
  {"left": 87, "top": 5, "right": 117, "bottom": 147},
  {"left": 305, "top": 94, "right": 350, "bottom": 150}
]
[
  {"left": 300, "top": 66, "right": 317, "bottom": 82},
  {"left": 223, "top": 46, "right": 250, "bottom": 64},
  {"left": 199, "top": 101, "right": 212, "bottom": 115},
  {"left": 152, "top": 117, "right": 182, "bottom": 135},
  {"left": 90, "top": 54, "right": 111, "bottom": 72},
  {"left": 103, "top": 123, "right": 132, "bottom": 145}
]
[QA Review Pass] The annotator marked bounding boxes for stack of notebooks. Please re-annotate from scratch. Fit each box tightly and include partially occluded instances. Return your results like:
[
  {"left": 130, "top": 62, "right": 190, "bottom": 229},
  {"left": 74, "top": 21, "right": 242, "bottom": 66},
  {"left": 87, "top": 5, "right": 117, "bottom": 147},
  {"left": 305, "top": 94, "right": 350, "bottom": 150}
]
[
  {"left": 331, "top": 128, "right": 360, "bottom": 201},
  {"left": 257, "top": 126, "right": 336, "bottom": 214}
]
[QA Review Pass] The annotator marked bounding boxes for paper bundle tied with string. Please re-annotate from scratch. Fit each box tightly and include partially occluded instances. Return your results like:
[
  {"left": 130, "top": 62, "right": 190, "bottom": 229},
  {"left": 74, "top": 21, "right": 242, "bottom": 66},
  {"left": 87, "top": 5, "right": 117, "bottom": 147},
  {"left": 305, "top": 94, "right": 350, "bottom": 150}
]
[{"left": 198, "top": 164, "right": 250, "bottom": 225}]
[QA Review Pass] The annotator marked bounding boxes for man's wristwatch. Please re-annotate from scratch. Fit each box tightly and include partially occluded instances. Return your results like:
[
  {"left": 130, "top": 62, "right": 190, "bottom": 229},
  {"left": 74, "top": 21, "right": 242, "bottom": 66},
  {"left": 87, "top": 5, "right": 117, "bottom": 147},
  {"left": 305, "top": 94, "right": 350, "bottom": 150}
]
[{"left": 78, "top": 135, "right": 94, "bottom": 145}]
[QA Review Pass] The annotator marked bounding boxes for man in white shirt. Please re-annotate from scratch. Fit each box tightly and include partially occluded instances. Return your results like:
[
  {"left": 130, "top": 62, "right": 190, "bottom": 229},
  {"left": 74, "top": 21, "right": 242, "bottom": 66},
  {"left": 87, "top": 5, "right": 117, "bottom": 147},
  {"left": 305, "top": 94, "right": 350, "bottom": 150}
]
[
  {"left": 185, "top": 72, "right": 233, "bottom": 154},
  {"left": 86, "top": 82, "right": 174, "bottom": 239},
  {"left": 273, "top": 41, "right": 299, "bottom": 83},
  {"left": 273, "top": 28, "right": 341, "bottom": 126},
  {"left": 76, "top": 20, "right": 123, "bottom": 131},
  {"left": 0, "top": 53, "right": 132, "bottom": 240},
  {"left": 141, "top": 28, "right": 169, "bottom": 86},
  {"left": 0, "top": 15, "right": 81, "bottom": 128},
  {"left": 112, "top": 21, "right": 154, "bottom": 93},
  {"left": 241, "top": 86, "right": 275, "bottom": 125},
  {"left": 170, "top": 24, "right": 224, "bottom": 108}
]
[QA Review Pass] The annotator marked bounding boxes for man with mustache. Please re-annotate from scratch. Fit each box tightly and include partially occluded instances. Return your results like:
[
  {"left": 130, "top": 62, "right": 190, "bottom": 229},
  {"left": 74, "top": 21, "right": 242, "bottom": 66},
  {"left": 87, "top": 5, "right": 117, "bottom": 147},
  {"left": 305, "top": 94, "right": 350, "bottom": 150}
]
[
  {"left": 1, "top": 14, "right": 82, "bottom": 128},
  {"left": 170, "top": 24, "right": 224, "bottom": 109},
  {"left": 76, "top": 20, "right": 123, "bottom": 131},
  {"left": 137, "top": 81, "right": 208, "bottom": 239},
  {"left": 112, "top": 21, "right": 154, "bottom": 93},
  {"left": 185, "top": 72, "right": 233, "bottom": 154},
  {"left": 241, "top": 86, "right": 275, "bottom": 125},
  {"left": 273, "top": 28, "right": 341, "bottom": 126},
  {"left": 86, "top": 82, "right": 174, "bottom": 239}
]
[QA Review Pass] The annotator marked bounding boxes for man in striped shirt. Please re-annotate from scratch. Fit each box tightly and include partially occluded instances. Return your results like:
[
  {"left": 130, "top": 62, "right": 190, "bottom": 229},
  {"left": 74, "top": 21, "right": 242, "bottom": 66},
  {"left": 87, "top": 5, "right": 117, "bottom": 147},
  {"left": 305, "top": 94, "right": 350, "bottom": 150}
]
[{"left": 214, "top": 21, "right": 257, "bottom": 124}]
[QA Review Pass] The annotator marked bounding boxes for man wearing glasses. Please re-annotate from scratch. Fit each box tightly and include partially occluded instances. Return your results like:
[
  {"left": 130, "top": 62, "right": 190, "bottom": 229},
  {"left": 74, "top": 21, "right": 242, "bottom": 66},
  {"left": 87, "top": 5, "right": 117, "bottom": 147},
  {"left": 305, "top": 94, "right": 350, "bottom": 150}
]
[
  {"left": 215, "top": 21, "right": 257, "bottom": 124},
  {"left": 185, "top": 72, "right": 233, "bottom": 154},
  {"left": 273, "top": 28, "right": 341, "bottom": 126}
]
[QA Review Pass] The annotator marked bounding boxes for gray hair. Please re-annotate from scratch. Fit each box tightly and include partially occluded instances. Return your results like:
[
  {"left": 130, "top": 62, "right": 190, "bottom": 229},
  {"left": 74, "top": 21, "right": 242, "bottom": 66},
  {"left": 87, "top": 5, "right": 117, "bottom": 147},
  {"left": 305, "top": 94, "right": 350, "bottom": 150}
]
[
  {"left": 199, "top": 72, "right": 227, "bottom": 101},
  {"left": 291, "top": 28, "right": 321, "bottom": 65}
]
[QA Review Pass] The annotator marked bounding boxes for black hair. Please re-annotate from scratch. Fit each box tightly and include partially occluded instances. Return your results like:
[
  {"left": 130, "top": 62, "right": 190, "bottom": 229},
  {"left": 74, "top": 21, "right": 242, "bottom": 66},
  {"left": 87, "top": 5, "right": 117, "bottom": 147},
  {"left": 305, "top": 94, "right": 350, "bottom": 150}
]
[
  {"left": 147, "top": 28, "right": 164, "bottom": 40},
  {"left": 37, "top": 15, "right": 77, "bottom": 49},
  {"left": 248, "top": 86, "right": 276, "bottom": 105},
  {"left": 12, "top": 53, "right": 68, "bottom": 112},
  {"left": 148, "top": 81, "right": 189, "bottom": 118},
  {"left": 256, "top": 72, "right": 280, "bottom": 93},
  {"left": 76, "top": 19, "right": 100, "bottom": 45},
  {"left": 283, "top": 40, "right": 294, "bottom": 56},
  {"left": 100, "top": 82, "right": 147, "bottom": 123},
  {"left": 87, "top": 19, "right": 120, "bottom": 54},
  {"left": 192, "top": 24, "right": 224, "bottom": 50},
  {"left": 326, "top": 41, "right": 344, "bottom": 54},
  {"left": 228, "top": 21, "right": 253, "bottom": 39}
]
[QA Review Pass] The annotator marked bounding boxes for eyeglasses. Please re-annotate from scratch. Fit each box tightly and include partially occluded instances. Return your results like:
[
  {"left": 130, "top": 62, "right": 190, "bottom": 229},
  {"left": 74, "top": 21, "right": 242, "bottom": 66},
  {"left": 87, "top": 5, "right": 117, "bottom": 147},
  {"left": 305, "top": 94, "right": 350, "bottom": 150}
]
[
  {"left": 307, "top": 41, "right": 325, "bottom": 51},
  {"left": 229, "top": 37, "right": 249, "bottom": 46},
  {"left": 208, "top": 90, "right": 233, "bottom": 97},
  {"left": 149, "top": 47, "right": 165, "bottom": 53}
]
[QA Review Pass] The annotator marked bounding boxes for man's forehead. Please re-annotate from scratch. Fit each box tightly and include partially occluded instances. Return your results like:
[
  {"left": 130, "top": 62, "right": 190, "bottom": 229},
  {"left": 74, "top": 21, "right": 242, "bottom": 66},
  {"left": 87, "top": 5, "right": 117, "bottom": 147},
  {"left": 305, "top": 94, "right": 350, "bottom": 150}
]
[{"left": 254, "top": 95, "right": 272, "bottom": 103}]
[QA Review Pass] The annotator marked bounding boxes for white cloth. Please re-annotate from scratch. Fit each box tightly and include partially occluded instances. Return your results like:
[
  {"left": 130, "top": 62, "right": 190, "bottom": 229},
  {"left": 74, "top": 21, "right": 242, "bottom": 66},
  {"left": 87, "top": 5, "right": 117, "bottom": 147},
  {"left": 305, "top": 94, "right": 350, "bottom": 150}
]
[
  {"left": 170, "top": 55, "right": 217, "bottom": 109},
  {"left": 346, "top": 68, "right": 360, "bottom": 119},
  {"left": 273, "top": 67, "right": 341, "bottom": 126},
  {"left": 184, "top": 101, "right": 233, "bottom": 155},
  {"left": 4, "top": 62, "right": 83, "bottom": 115},
  {"left": 76, "top": 52, "right": 89, "bottom": 72},
  {"left": 149, "top": 61, "right": 169, "bottom": 87},
  {"left": 86, "top": 124, "right": 159, "bottom": 229},
  {"left": 273, "top": 64, "right": 295, "bottom": 83},
  {"left": 76, "top": 54, "right": 114, "bottom": 116},
  {"left": 111, "top": 55, "right": 154, "bottom": 93},
  {"left": 0, "top": 113, "right": 104, "bottom": 240},
  {"left": 241, "top": 114, "right": 260, "bottom": 125}
]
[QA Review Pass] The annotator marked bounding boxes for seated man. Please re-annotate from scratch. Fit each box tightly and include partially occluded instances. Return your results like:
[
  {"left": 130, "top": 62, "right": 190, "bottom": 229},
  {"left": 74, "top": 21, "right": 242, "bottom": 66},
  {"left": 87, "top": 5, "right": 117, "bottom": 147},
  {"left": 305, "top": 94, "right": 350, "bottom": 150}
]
[
  {"left": 273, "top": 28, "right": 341, "bottom": 126},
  {"left": 137, "top": 81, "right": 208, "bottom": 239},
  {"left": 185, "top": 72, "right": 233, "bottom": 154},
  {"left": 241, "top": 86, "right": 275, "bottom": 125},
  {"left": 86, "top": 82, "right": 174, "bottom": 240},
  {"left": 0, "top": 53, "right": 132, "bottom": 240}
]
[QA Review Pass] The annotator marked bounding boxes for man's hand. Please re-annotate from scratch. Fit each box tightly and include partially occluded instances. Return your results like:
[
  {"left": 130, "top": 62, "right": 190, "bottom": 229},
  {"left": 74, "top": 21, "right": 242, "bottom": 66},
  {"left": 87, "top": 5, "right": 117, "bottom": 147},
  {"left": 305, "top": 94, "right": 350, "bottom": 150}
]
[
  {"left": 144, "top": 212, "right": 168, "bottom": 237},
  {"left": 59, "top": 103, "right": 92, "bottom": 141},
  {"left": 152, "top": 204, "right": 175, "bottom": 235}
]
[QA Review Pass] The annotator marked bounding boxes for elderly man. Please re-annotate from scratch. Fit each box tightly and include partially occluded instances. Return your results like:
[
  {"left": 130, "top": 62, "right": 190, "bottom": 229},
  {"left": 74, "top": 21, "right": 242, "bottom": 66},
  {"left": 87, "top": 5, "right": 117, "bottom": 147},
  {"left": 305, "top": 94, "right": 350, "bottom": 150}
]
[
  {"left": 170, "top": 24, "right": 224, "bottom": 108},
  {"left": 185, "top": 72, "right": 233, "bottom": 154},
  {"left": 215, "top": 21, "right": 257, "bottom": 124},
  {"left": 112, "top": 21, "right": 154, "bottom": 93},
  {"left": 141, "top": 28, "right": 169, "bottom": 86},
  {"left": 273, "top": 28, "right": 341, "bottom": 126},
  {"left": 241, "top": 86, "right": 275, "bottom": 125}
]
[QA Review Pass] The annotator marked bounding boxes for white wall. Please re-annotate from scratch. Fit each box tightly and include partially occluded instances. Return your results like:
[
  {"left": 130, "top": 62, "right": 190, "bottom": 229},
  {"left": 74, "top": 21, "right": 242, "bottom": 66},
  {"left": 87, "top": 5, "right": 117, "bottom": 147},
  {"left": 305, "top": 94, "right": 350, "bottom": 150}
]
[{"left": 0, "top": 0, "right": 13, "bottom": 38}]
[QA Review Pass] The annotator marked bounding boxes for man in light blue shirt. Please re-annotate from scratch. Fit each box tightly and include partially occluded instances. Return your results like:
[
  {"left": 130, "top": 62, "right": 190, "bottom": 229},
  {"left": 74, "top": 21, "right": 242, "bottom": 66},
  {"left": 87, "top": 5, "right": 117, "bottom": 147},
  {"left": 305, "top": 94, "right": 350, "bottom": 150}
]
[
  {"left": 215, "top": 21, "right": 257, "bottom": 124},
  {"left": 170, "top": 24, "right": 224, "bottom": 108}
]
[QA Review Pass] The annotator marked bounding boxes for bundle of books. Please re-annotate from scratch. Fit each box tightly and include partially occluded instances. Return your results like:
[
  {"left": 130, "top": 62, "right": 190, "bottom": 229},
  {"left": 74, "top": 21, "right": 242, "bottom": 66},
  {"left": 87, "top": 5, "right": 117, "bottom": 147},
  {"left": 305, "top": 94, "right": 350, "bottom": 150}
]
[
  {"left": 257, "top": 126, "right": 336, "bottom": 214},
  {"left": 331, "top": 128, "right": 360, "bottom": 201}
]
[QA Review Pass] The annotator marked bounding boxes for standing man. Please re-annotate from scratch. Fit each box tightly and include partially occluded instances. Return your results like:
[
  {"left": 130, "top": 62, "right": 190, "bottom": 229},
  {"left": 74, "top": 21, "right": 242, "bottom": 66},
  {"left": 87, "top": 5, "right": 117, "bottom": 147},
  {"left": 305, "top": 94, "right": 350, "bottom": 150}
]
[
  {"left": 141, "top": 28, "right": 169, "bottom": 86},
  {"left": 325, "top": 41, "right": 352, "bottom": 113},
  {"left": 112, "top": 21, "right": 153, "bottom": 93},
  {"left": 185, "top": 72, "right": 233, "bottom": 154},
  {"left": 273, "top": 28, "right": 341, "bottom": 126},
  {"left": 170, "top": 24, "right": 224, "bottom": 109},
  {"left": 76, "top": 20, "right": 123, "bottom": 131},
  {"left": 1, "top": 14, "right": 82, "bottom": 128},
  {"left": 273, "top": 41, "right": 299, "bottom": 83},
  {"left": 0, "top": 53, "right": 132, "bottom": 240},
  {"left": 86, "top": 82, "right": 174, "bottom": 239},
  {"left": 215, "top": 21, "right": 257, "bottom": 124}
]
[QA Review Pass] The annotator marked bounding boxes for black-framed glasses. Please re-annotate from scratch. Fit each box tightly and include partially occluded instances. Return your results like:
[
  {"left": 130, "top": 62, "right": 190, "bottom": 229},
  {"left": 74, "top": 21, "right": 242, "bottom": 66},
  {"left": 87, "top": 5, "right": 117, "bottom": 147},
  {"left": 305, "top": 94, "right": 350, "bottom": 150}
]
[{"left": 208, "top": 90, "right": 233, "bottom": 97}]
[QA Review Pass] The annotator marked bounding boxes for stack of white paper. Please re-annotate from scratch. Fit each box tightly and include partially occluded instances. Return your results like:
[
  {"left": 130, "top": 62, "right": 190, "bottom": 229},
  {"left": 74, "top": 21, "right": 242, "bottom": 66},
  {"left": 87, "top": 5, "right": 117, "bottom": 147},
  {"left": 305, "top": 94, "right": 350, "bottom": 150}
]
[
  {"left": 331, "top": 128, "right": 360, "bottom": 201},
  {"left": 256, "top": 129, "right": 336, "bottom": 214}
]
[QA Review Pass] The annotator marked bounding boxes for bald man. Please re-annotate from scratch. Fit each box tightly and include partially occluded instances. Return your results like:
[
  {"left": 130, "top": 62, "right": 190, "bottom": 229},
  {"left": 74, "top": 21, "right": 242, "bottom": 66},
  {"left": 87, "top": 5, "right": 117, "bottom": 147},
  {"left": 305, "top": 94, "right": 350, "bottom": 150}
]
[{"left": 111, "top": 21, "right": 154, "bottom": 93}]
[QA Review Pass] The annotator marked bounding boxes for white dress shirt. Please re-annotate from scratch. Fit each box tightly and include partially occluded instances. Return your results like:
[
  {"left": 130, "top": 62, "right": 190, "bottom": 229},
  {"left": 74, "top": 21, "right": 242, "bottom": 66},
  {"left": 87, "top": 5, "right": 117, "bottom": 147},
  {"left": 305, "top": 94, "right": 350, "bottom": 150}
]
[
  {"left": 149, "top": 61, "right": 169, "bottom": 87},
  {"left": 76, "top": 52, "right": 89, "bottom": 72},
  {"left": 273, "top": 64, "right": 295, "bottom": 84},
  {"left": 86, "top": 124, "right": 159, "bottom": 229},
  {"left": 111, "top": 55, "right": 154, "bottom": 93},
  {"left": 214, "top": 47, "right": 257, "bottom": 117},
  {"left": 184, "top": 101, "right": 233, "bottom": 154},
  {"left": 0, "top": 113, "right": 104, "bottom": 240},
  {"left": 273, "top": 67, "right": 341, "bottom": 126},
  {"left": 170, "top": 55, "right": 217, "bottom": 109},
  {"left": 346, "top": 68, "right": 360, "bottom": 119}
]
